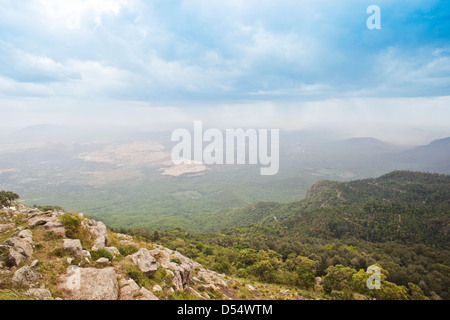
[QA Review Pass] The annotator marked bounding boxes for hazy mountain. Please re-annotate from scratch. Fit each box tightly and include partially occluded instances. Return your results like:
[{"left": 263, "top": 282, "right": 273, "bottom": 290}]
[{"left": 392, "top": 137, "right": 450, "bottom": 173}]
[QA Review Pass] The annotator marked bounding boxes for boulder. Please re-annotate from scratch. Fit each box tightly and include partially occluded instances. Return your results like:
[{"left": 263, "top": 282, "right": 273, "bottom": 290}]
[
  {"left": 129, "top": 248, "right": 160, "bottom": 276},
  {"left": 152, "top": 284, "right": 162, "bottom": 292},
  {"left": 92, "top": 235, "right": 107, "bottom": 251},
  {"left": 96, "top": 257, "right": 109, "bottom": 264},
  {"left": 12, "top": 265, "right": 39, "bottom": 287},
  {"left": 44, "top": 221, "right": 65, "bottom": 232},
  {"left": 3, "top": 237, "right": 33, "bottom": 267},
  {"left": 17, "top": 229, "right": 33, "bottom": 242},
  {"left": 25, "top": 288, "right": 53, "bottom": 300},
  {"left": 62, "top": 239, "right": 83, "bottom": 258},
  {"left": 59, "top": 267, "right": 119, "bottom": 300},
  {"left": 104, "top": 246, "right": 120, "bottom": 255},
  {"left": 119, "top": 278, "right": 159, "bottom": 300},
  {"left": 89, "top": 221, "right": 108, "bottom": 250},
  {"left": 28, "top": 216, "right": 51, "bottom": 227},
  {"left": 0, "top": 223, "right": 14, "bottom": 233}
]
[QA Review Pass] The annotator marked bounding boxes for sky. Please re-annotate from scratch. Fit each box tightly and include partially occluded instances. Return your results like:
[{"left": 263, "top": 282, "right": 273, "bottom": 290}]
[{"left": 0, "top": 0, "right": 449, "bottom": 144}]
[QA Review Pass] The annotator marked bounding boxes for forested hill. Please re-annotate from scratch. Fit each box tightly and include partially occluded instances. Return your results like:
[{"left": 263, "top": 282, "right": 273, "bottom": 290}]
[
  {"left": 304, "top": 170, "right": 450, "bottom": 207},
  {"left": 152, "top": 170, "right": 450, "bottom": 300},
  {"left": 201, "top": 171, "right": 450, "bottom": 248}
]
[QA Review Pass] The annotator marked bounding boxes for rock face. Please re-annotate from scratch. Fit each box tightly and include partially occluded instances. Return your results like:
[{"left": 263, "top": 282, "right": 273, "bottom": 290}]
[
  {"left": 59, "top": 267, "right": 119, "bottom": 300},
  {"left": 159, "top": 250, "right": 194, "bottom": 291},
  {"left": 129, "top": 248, "right": 160, "bottom": 276}
]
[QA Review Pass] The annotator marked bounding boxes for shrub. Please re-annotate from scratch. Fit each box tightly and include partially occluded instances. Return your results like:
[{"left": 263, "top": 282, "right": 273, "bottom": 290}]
[
  {"left": 51, "top": 248, "right": 65, "bottom": 257},
  {"left": 90, "top": 248, "right": 114, "bottom": 261},
  {"left": 127, "top": 265, "right": 151, "bottom": 288},
  {"left": 58, "top": 214, "right": 81, "bottom": 239},
  {"left": 119, "top": 244, "right": 138, "bottom": 256}
]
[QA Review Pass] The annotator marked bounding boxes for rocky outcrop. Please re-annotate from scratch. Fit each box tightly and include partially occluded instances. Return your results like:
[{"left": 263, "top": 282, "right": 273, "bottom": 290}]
[
  {"left": 59, "top": 266, "right": 119, "bottom": 300},
  {"left": 1, "top": 203, "right": 235, "bottom": 301},
  {"left": 129, "top": 248, "right": 160, "bottom": 276},
  {"left": 28, "top": 211, "right": 65, "bottom": 236},
  {"left": 158, "top": 249, "right": 193, "bottom": 291},
  {"left": 119, "top": 278, "right": 159, "bottom": 300}
]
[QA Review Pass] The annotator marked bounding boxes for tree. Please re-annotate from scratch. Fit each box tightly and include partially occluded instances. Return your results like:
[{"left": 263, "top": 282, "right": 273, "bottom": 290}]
[
  {"left": 322, "top": 264, "right": 356, "bottom": 295},
  {"left": 286, "top": 255, "right": 319, "bottom": 289},
  {"left": 0, "top": 190, "right": 20, "bottom": 208},
  {"left": 351, "top": 266, "right": 409, "bottom": 300}
]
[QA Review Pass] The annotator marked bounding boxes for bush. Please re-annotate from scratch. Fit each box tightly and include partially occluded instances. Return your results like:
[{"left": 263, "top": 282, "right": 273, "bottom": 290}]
[
  {"left": 127, "top": 265, "right": 151, "bottom": 288},
  {"left": 90, "top": 248, "right": 114, "bottom": 261},
  {"left": 119, "top": 244, "right": 138, "bottom": 256},
  {"left": 171, "top": 257, "right": 182, "bottom": 265},
  {"left": 59, "top": 214, "right": 81, "bottom": 239}
]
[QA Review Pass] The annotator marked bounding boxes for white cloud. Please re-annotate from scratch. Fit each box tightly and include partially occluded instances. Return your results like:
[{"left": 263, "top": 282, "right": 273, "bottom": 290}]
[{"left": 31, "top": 0, "right": 134, "bottom": 30}]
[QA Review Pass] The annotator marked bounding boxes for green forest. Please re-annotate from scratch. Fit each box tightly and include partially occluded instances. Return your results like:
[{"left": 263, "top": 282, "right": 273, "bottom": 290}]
[{"left": 114, "top": 171, "right": 450, "bottom": 300}]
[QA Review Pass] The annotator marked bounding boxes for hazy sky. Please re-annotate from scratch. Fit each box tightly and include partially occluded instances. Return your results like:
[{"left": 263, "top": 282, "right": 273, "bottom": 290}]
[{"left": 0, "top": 0, "right": 449, "bottom": 144}]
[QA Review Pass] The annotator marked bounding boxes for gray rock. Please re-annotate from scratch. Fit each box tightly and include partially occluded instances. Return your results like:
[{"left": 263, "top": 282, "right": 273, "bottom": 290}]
[
  {"left": 12, "top": 265, "right": 39, "bottom": 287},
  {"left": 149, "top": 248, "right": 162, "bottom": 257},
  {"left": 62, "top": 239, "right": 83, "bottom": 258},
  {"left": 8, "top": 248, "right": 28, "bottom": 267},
  {"left": 89, "top": 221, "right": 108, "bottom": 250},
  {"left": 152, "top": 284, "right": 162, "bottom": 292},
  {"left": 96, "top": 257, "right": 109, "bottom": 264},
  {"left": 28, "top": 216, "right": 50, "bottom": 227},
  {"left": 3, "top": 237, "right": 33, "bottom": 267},
  {"left": 91, "top": 235, "right": 106, "bottom": 251},
  {"left": 17, "top": 229, "right": 33, "bottom": 242},
  {"left": 119, "top": 278, "right": 159, "bottom": 300},
  {"left": 166, "top": 252, "right": 193, "bottom": 291},
  {"left": 129, "top": 248, "right": 160, "bottom": 276},
  {"left": 59, "top": 267, "right": 119, "bottom": 300},
  {"left": 25, "top": 288, "right": 53, "bottom": 300},
  {"left": 104, "top": 246, "right": 120, "bottom": 255},
  {"left": 0, "top": 223, "right": 14, "bottom": 233}
]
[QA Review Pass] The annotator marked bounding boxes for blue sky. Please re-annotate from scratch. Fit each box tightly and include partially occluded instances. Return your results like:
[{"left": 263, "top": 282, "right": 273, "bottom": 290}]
[{"left": 0, "top": 0, "right": 449, "bottom": 144}]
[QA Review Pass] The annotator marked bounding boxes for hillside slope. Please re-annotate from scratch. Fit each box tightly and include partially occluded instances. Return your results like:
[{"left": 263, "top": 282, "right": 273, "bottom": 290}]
[
  {"left": 200, "top": 171, "right": 450, "bottom": 242},
  {"left": 0, "top": 203, "right": 302, "bottom": 300}
]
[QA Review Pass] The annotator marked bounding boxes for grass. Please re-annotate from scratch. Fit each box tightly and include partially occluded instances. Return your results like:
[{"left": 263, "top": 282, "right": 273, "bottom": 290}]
[
  {"left": 0, "top": 289, "right": 28, "bottom": 300},
  {"left": 90, "top": 248, "right": 114, "bottom": 261},
  {"left": 118, "top": 244, "right": 138, "bottom": 256}
]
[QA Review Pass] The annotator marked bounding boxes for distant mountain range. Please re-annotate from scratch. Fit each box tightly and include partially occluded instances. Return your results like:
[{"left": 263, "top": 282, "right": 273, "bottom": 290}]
[{"left": 391, "top": 137, "right": 450, "bottom": 173}]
